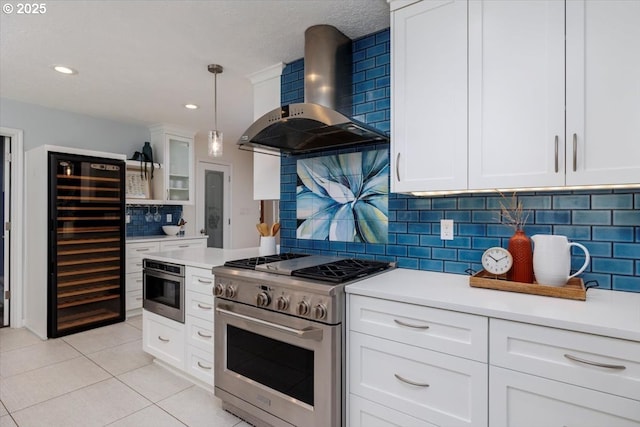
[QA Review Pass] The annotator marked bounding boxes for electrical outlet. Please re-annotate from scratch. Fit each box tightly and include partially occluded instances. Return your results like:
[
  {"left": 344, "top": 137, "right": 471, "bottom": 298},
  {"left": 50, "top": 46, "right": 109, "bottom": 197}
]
[
  {"left": 440, "top": 219, "right": 454, "bottom": 240},
  {"left": 125, "top": 214, "right": 131, "bottom": 224},
  {"left": 166, "top": 214, "right": 172, "bottom": 223}
]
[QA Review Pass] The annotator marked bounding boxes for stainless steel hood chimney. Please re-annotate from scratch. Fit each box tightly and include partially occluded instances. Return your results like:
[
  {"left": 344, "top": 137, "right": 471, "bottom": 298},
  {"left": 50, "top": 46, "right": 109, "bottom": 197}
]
[{"left": 238, "top": 25, "right": 389, "bottom": 155}]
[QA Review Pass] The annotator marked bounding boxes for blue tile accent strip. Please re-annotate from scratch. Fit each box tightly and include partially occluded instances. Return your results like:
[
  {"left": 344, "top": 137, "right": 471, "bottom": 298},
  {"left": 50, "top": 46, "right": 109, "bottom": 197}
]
[{"left": 277, "top": 28, "right": 640, "bottom": 293}]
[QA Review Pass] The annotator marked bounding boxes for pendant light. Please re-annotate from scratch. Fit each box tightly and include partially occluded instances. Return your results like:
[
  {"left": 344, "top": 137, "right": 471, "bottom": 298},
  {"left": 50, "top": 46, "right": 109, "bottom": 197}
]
[{"left": 207, "top": 64, "right": 224, "bottom": 157}]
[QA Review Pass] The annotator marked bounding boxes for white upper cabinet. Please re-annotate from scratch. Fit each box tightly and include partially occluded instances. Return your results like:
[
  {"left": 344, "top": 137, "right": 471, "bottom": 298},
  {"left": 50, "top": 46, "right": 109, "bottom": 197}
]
[
  {"left": 468, "top": 1, "right": 565, "bottom": 190},
  {"left": 249, "top": 63, "right": 284, "bottom": 201},
  {"left": 391, "top": 0, "right": 640, "bottom": 193},
  {"left": 566, "top": 0, "right": 640, "bottom": 186},
  {"left": 391, "top": 0, "right": 468, "bottom": 193},
  {"left": 150, "top": 125, "right": 196, "bottom": 204}
]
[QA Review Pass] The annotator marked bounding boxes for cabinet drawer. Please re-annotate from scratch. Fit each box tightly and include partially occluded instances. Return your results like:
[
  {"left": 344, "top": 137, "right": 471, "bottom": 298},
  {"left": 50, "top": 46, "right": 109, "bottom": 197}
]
[
  {"left": 349, "top": 394, "right": 437, "bottom": 427},
  {"left": 349, "top": 332, "right": 488, "bottom": 427},
  {"left": 142, "top": 310, "right": 184, "bottom": 369},
  {"left": 159, "top": 239, "right": 206, "bottom": 251},
  {"left": 186, "top": 290, "right": 214, "bottom": 322},
  {"left": 186, "top": 315, "right": 214, "bottom": 353},
  {"left": 349, "top": 295, "right": 488, "bottom": 362},
  {"left": 186, "top": 345, "right": 214, "bottom": 387},
  {"left": 127, "top": 242, "right": 160, "bottom": 260},
  {"left": 126, "top": 289, "right": 143, "bottom": 311},
  {"left": 186, "top": 266, "right": 215, "bottom": 296},
  {"left": 490, "top": 366, "right": 640, "bottom": 426},
  {"left": 490, "top": 319, "right": 640, "bottom": 401},
  {"left": 125, "top": 272, "right": 143, "bottom": 292},
  {"left": 125, "top": 258, "right": 145, "bottom": 274}
]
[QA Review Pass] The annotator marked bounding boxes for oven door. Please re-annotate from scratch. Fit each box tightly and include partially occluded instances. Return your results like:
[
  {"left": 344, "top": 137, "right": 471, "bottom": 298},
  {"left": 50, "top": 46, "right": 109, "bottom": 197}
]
[
  {"left": 143, "top": 267, "right": 184, "bottom": 323},
  {"left": 215, "top": 301, "right": 341, "bottom": 427}
]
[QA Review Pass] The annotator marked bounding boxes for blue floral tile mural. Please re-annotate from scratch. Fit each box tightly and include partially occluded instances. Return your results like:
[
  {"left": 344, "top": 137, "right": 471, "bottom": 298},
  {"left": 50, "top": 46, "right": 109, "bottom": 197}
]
[{"left": 296, "top": 149, "right": 389, "bottom": 243}]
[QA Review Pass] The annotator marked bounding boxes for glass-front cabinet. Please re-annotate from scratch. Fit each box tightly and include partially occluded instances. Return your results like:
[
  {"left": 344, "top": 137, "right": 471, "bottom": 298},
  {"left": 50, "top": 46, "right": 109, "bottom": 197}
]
[{"left": 150, "top": 125, "right": 195, "bottom": 205}]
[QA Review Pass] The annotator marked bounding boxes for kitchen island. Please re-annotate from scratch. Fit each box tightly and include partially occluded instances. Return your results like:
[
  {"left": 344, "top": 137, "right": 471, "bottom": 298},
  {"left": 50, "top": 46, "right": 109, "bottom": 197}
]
[{"left": 346, "top": 269, "right": 640, "bottom": 426}]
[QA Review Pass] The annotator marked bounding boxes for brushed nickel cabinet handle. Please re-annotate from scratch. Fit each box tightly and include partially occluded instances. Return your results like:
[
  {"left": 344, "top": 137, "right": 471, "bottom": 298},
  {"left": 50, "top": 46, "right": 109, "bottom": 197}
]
[
  {"left": 135, "top": 248, "right": 150, "bottom": 252},
  {"left": 394, "top": 373, "right": 429, "bottom": 388},
  {"left": 197, "top": 278, "right": 212, "bottom": 284},
  {"left": 197, "top": 303, "right": 212, "bottom": 310},
  {"left": 158, "top": 336, "right": 170, "bottom": 343},
  {"left": 197, "top": 361, "right": 212, "bottom": 370},
  {"left": 396, "top": 152, "right": 401, "bottom": 182},
  {"left": 197, "top": 331, "right": 212, "bottom": 338},
  {"left": 572, "top": 133, "right": 577, "bottom": 172},
  {"left": 554, "top": 135, "right": 559, "bottom": 173},
  {"left": 394, "top": 319, "right": 430, "bottom": 330},
  {"left": 564, "top": 354, "right": 626, "bottom": 370},
  {"left": 178, "top": 245, "right": 189, "bottom": 248}
]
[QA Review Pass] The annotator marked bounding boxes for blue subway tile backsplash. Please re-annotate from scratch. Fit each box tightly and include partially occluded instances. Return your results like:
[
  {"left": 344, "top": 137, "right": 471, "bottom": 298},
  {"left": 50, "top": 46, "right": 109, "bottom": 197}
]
[
  {"left": 125, "top": 205, "right": 183, "bottom": 237},
  {"left": 279, "top": 28, "right": 640, "bottom": 293}
]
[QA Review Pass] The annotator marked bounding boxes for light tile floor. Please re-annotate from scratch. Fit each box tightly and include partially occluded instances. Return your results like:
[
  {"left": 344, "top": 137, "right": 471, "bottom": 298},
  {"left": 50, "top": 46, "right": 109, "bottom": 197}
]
[{"left": 0, "top": 316, "right": 250, "bottom": 427}]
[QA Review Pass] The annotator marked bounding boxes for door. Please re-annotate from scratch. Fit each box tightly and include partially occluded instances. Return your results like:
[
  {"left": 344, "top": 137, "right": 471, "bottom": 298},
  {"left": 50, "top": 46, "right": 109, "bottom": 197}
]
[
  {"left": 1, "top": 136, "right": 8, "bottom": 327},
  {"left": 468, "top": 0, "right": 565, "bottom": 190},
  {"left": 566, "top": 0, "right": 640, "bottom": 186},
  {"left": 196, "top": 161, "right": 230, "bottom": 248}
]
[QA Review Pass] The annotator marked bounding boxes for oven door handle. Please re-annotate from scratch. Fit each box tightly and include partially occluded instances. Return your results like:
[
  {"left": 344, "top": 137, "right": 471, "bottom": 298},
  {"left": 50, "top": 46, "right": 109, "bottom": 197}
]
[{"left": 216, "top": 306, "right": 324, "bottom": 341}]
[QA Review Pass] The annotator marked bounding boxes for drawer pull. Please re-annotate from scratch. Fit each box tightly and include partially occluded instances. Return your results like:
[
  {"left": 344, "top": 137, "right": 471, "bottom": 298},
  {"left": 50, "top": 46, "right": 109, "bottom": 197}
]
[
  {"left": 135, "top": 248, "right": 150, "bottom": 252},
  {"left": 197, "top": 303, "right": 212, "bottom": 310},
  {"left": 197, "top": 361, "right": 212, "bottom": 370},
  {"left": 394, "top": 373, "right": 429, "bottom": 388},
  {"left": 197, "top": 331, "right": 212, "bottom": 338},
  {"left": 135, "top": 297, "right": 142, "bottom": 301},
  {"left": 197, "top": 278, "right": 212, "bottom": 284},
  {"left": 135, "top": 263, "right": 142, "bottom": 267},
  {"left": 158, "top": 336, "right": 170, "bottom": 343},
  {"left": 394, "top": 319, "right": 429, "bottom": 330},
  {"left": 179, "top": 245, "right": 190, "bottom": 248},
  {"left": 564, "top": 354, "right": 626, "bottom": 370}
]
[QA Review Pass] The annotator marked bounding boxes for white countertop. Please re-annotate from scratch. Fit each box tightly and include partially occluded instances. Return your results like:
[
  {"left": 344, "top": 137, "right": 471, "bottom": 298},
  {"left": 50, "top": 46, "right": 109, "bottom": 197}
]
[
  {"left": 143, "top": 247, "right": 261, "bottom": 270},
  {"left": 347, "top": 269, "right": 640, "bottom": 342},
  {"left": 127, "top": 235, "right": 208, "bottom": 243}
]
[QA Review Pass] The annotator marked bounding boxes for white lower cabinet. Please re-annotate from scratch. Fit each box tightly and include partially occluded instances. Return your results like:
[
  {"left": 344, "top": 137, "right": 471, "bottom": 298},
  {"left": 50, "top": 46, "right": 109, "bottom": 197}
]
[
  {"left": 489, "top": 366, "right": 640, "bottom": 427},
  {"left": 348, "top": 295, "right": 488, "bottom": 427},
  {"left": 125, "top": 241, "right": 160, "bottom": 316},
  {"left": 349, "top": 394, "right": 437, "bottom": 427},
  {"left": 159, "top": 238, "right": 206, "bottom": 251},
  {"left": 143, "top": 310, "right": 185, "bottom": 370}
]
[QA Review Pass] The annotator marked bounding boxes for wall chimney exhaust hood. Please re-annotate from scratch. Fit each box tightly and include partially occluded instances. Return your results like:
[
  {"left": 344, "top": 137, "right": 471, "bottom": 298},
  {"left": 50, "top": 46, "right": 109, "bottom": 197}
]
[{"left": 238, "top": 25, "right": 389, "bottom": 155}]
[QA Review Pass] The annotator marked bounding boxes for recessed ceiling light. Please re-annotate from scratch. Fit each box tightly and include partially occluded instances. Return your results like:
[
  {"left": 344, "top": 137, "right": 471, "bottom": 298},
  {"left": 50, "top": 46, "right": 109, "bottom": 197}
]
[
  {"left": 184, "top": 104, "right": 199, "bottom": 110},
  {"left": 52, "top": 65, "right": 78, "bottom": 75}
]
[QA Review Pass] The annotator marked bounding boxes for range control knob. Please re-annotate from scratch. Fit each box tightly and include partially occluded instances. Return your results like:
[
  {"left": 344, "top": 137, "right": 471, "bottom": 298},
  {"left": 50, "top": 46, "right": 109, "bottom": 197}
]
[
  {"left": 313, "top": 303, "right": 328, "bottom": 320},
  {"left": 214, "top": 283, "right": 225, "bottom": 297},
  {"left": 256, "top": 292, "right": 271, "bottom": 307},
  {"left": 296, "top": 300, "right": 310, "bottom": 316},
  {"left": 276, "top": 296, "right": 289, "bottom": 311},
  {"left": 225, "top": 285, "right": 237, "bottom": 298}
]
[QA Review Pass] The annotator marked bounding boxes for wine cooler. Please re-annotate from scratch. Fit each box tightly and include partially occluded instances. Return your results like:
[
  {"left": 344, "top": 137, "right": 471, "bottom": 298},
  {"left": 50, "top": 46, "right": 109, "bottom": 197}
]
[
  {"left": 49, "top": 152, "right": 125, "bottom": 336},
  {"left": 25, "top": 146, "right": 126, "bottom": 338}
]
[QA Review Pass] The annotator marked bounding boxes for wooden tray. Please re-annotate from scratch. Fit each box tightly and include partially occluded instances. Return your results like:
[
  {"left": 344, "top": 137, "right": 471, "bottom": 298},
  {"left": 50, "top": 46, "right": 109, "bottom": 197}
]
[{"left": 469, "top": 270, "right": 586, "bottom": 301}]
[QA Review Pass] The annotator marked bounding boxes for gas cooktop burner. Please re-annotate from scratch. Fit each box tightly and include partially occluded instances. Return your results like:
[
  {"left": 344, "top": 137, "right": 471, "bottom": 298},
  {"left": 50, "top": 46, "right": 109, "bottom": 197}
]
[
  {"left": 223, "top": 253, "right": 309, "bottom": 270},
  {"left": 291, "top": 258, "right": 392, "bottom": 284}
]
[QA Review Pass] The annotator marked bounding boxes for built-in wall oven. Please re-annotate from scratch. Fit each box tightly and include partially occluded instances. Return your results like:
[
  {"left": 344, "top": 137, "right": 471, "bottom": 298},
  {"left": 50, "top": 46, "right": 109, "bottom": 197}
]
[
  {"left": 143, "top": 259, "right": 185, "bottom": 323},
  {"left": 212, "top": 254, "right": 393, "bottom": 427}
]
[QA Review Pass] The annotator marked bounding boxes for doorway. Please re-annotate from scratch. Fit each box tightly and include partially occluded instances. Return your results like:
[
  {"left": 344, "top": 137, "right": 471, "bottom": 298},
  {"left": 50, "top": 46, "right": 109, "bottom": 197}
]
[
  {"left": 1, "top": 136, "right": 10, "bottom": 327},
  {"left": 196, "top": 161, "right": 231, "bottom": 248}
]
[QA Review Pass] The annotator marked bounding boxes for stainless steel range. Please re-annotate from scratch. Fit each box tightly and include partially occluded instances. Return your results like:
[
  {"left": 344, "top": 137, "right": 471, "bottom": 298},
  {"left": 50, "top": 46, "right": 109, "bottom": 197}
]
[{"left": 212, "top": 253, "right": 393, "bottom": 427}]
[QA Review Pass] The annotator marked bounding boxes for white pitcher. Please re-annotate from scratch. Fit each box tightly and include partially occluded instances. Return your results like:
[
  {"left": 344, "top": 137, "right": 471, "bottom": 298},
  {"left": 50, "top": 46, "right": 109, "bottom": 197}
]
[{"left": 531, "top": 235, "right": 590, "bottom": 286}]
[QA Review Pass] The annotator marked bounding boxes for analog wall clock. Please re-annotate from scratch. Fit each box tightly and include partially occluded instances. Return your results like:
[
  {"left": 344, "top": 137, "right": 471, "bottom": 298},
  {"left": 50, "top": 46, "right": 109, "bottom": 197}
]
[{"left": 481, "top": 247, "right": 513, "bottom": 275}]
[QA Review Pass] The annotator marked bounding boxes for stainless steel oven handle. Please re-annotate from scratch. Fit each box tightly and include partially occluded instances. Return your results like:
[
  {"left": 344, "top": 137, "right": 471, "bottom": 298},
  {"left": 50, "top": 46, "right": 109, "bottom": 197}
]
[{"left": 216, "top": 306, "right": 323, "bottom": 341}]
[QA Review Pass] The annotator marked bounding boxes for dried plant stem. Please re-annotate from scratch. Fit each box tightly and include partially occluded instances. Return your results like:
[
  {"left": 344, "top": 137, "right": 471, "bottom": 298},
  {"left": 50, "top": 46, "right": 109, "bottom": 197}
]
[{"left": 497, "top": 191, "right": 530, "bottom": 231}]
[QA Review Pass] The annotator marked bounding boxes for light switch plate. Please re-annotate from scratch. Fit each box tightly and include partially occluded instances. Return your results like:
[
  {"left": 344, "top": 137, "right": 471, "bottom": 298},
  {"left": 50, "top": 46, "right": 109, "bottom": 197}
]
[
  {"left": 440, "top": 219, "right": 454, "bottom": 240},
  {"left": 125, "top": 214, "right": 131, "bottom": 224},
  {"left": 166, "top": 214, "right": 172, "bottom": 222}
]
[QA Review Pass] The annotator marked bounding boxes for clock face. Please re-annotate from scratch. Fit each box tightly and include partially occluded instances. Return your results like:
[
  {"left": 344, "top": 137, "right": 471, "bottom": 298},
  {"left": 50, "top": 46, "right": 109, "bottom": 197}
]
[{"left": 481, "top": 247, "right": 513, "bottom": 275}]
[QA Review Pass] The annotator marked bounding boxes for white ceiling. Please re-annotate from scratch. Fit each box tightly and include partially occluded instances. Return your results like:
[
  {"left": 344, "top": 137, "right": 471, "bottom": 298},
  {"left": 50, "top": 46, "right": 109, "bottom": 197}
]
[{"left": 0, "top": 0, "right": 390, "bottom": 136}]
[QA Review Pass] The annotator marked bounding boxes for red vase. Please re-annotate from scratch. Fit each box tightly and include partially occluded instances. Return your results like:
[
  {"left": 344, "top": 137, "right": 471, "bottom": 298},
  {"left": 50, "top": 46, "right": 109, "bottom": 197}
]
[{"left": 507, "top": 229, "right": 534, "bottom": 283}]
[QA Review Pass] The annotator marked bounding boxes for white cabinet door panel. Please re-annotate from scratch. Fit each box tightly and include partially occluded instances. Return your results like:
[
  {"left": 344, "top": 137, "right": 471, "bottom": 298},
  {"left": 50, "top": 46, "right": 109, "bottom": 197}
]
[
  {"left": 566, "top": 0, "right": 640, "bottom": 186},
  {"left": 468, "top": 0, "right": 565, "bottom": 189},
  {"left": 391, "top": 0, "right": 468, "bottom": 193},
  {"left": 490, "top": 366, "right": 640, "bottom": 427},
  {"left": 349, "top": 394, "right": 438, "bottom": 427}
]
